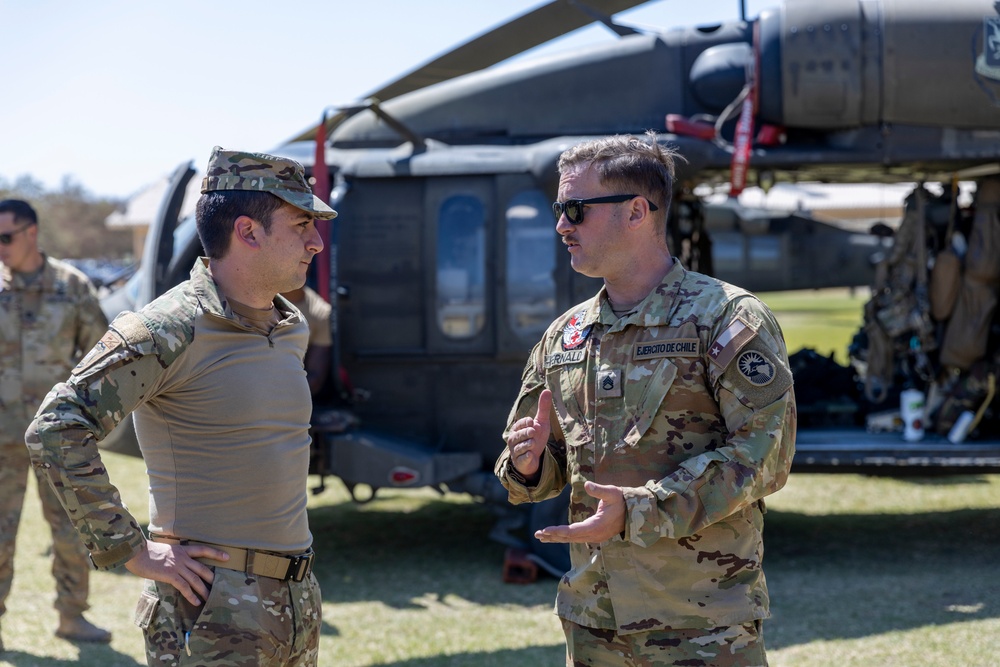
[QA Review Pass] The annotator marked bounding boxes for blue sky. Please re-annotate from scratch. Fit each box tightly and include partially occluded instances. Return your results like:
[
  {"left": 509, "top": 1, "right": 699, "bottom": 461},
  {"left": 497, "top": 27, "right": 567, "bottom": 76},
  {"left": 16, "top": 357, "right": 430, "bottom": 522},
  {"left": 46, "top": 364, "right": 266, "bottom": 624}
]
[{"left": 1, "top": 0, "right": 767, "bottom": 200}]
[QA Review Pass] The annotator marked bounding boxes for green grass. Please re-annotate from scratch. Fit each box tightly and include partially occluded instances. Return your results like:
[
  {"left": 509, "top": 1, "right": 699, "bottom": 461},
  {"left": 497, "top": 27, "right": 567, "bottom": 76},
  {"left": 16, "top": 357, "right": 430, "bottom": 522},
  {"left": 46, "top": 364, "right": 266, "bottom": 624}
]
[
  {"left": 4, "top": 453, "right": 1000, "bottom": 666},
  {"left": 759, "top": 287, "right": 869, "bottom": 365},
  {"left": 5, "top": 288, "right": 997, "bottom": 667}
]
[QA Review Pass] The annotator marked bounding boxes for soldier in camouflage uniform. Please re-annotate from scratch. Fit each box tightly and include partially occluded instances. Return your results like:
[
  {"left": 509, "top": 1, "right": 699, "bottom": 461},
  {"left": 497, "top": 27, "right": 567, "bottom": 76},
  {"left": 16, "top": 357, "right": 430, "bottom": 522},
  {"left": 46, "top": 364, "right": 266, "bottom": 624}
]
[
  {"left": 25, "top": 148, "right": 337, "bottom": 666},
  {"left": 495, "top": 135, "right": 796, "bottom": 666},
  {"left": 0, "top": 199, "right": 111, "bottom": 650}
]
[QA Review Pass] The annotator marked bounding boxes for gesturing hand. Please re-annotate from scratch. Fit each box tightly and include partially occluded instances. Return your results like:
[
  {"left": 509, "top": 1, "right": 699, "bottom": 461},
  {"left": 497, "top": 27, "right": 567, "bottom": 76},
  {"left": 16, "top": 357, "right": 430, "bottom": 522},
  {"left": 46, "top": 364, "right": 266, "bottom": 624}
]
[
  {"left": 534, "top": 481, "right": 626, "bottom": 544},
  {"left": 506, "top": 389, "right": 553, "bottom": 477}
]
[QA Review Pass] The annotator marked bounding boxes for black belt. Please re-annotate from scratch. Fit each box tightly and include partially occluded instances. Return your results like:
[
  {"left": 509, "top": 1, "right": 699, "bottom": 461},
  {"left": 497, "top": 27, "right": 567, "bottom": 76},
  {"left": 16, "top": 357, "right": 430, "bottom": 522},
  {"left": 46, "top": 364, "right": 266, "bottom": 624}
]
[{"left": 150, "top": 535, "right": 314, "bottom": 582}]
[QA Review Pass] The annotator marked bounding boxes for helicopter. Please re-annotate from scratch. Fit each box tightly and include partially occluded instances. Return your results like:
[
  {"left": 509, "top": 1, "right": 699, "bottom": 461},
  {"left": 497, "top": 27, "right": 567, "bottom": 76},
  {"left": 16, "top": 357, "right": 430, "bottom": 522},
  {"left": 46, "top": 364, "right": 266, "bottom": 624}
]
[{"left": 101, "top": 0, "right": 1000, "bottom": 575}]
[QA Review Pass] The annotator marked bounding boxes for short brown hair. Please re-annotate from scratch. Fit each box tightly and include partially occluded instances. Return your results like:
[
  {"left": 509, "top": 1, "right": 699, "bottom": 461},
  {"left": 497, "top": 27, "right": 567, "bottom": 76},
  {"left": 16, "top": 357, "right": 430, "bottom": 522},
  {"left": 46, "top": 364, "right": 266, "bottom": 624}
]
[{"left": 557, "top": 132, "right": 680, "bottom": 236}]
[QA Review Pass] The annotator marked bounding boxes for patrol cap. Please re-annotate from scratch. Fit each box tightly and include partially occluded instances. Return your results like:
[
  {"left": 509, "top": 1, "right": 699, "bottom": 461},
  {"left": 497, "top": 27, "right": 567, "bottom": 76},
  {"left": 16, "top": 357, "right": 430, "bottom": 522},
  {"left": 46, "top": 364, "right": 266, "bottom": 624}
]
[{"left": 200, "top": 146, "right": 337, "bottom": 219}]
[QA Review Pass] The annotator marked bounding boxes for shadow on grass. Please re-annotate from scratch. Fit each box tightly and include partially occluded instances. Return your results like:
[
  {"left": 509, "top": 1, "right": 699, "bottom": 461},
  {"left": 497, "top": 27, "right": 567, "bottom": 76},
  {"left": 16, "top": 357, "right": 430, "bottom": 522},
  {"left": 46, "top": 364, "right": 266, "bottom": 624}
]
[
  {"left": 0, "top": 644, "right": 142, "bottom": 667},
  {"left": 305, "top": 483, "right": 1000, "bottom": 652},
  {"left": 308, "top": 495, "right": 557, "bottom": 610},
  {"left": 764, "top": 504, "right": 1000, "bottom": 649},
  {"left": 368, "top": 645, "right": 565, "bottom": 666}
]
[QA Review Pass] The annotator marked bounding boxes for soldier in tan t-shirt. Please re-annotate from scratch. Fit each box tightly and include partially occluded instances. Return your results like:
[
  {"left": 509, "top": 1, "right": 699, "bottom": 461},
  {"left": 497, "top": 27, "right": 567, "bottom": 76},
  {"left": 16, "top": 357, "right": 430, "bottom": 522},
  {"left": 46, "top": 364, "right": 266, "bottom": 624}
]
[{"left": 26, "top": 148, "right": 338, "bottom": 666}]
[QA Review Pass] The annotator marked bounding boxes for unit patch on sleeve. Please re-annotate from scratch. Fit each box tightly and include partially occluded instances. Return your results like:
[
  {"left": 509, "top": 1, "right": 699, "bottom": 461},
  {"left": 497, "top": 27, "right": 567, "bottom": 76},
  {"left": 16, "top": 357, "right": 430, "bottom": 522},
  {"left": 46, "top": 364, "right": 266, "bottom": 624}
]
[
  {"left": 708, "top": 316, "right": 756, "bottom": 369},
  {"left": 562, "top": 309, "right": 593, "bottom": 350},
  {"left": 72, "top": 330, "right": 124, "bottom": 375},
  {"left": 737, "top": 349, "right": 775, "bottom": 386},
  {"left": 633, "top": 338, "right": 700, "bottom": 361},
  {"left": 724, "top": 338, "right": 792, "bottom": 408}
]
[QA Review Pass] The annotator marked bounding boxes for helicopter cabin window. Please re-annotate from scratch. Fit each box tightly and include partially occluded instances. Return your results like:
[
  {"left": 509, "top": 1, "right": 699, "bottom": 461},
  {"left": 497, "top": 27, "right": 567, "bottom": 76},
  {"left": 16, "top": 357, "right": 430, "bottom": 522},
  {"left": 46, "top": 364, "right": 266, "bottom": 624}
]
[
  {"left": 711, "top": 231, "right": 744, "bottom": 272},
  {"left": 505, "top": 190, "right": 556, "bottom": 339},
  {"left": 436, "top": 195, "right": 486, "bottom": 339},
  {"left": 748, "top": 235, "right": 780, "bottom": 270},
  {"left": 710, "top": 232, "right": 780, "bottom": 273}
]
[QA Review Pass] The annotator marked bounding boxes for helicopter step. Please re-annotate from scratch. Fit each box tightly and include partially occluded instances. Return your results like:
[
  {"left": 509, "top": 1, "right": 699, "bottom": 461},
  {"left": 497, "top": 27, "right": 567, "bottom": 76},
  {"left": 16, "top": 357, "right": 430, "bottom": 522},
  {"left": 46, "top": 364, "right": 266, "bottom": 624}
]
[
  {"left": 314, "top": 425, "right": 482, "bottom": 501},
  {"left": 793, "top": 428, "right": 1000, "bottom": 474}
]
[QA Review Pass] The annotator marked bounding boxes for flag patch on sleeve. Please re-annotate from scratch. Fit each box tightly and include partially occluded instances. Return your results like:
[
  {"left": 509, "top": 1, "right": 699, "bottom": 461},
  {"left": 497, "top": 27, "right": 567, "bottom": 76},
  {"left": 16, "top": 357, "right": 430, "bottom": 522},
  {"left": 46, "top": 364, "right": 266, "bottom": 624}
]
[{"left": 708, "top": 316, "right": 755, "bottom": 369}]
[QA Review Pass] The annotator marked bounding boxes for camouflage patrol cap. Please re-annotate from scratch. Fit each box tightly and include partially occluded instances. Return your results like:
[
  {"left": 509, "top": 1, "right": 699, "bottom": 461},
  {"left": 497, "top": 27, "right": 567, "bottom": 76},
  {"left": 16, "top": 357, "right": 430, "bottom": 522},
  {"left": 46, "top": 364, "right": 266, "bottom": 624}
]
[{"left": 200, "top": 146, "right": 337, "bottom": 219}]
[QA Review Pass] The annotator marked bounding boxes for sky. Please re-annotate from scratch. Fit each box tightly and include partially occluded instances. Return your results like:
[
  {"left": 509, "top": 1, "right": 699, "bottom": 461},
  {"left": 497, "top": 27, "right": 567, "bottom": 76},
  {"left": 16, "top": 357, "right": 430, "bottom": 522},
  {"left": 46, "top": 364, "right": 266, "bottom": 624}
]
[{"left": 1, "top": 0, "right": 769, "bottom": 201}]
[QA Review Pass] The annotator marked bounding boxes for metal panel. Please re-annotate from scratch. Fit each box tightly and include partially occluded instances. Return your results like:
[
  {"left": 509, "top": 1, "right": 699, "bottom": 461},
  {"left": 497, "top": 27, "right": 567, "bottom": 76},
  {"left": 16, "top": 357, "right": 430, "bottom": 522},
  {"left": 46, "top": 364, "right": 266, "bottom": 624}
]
[{"left": 781, "top": 0, "right": 864, "bottom": 128}]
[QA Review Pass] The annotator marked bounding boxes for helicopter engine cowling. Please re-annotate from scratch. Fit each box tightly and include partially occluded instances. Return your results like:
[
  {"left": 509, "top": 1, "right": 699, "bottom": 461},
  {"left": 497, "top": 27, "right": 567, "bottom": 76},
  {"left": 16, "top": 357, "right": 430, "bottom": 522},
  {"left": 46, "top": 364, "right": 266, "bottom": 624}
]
[{"left": 757, "top": 0, "right": 1000, "bottom": 130}]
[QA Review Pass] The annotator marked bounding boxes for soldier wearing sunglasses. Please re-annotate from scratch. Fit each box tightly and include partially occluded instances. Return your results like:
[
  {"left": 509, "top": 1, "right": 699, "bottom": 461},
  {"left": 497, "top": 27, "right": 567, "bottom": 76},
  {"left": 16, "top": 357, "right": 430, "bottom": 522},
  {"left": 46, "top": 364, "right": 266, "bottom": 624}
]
[
  {"left": 0, "top": 199, "right": 111, "bottom": 649},
  {"left": 496, "top": 134, "right": 795, "bottom": 666}
]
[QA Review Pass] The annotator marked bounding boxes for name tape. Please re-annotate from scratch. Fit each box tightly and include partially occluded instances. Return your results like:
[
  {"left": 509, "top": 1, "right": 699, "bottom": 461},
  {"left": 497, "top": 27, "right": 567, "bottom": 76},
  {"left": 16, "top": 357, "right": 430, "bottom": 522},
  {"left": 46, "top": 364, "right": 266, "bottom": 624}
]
[{"left": 633, "top": 338, "right": 700, "bottom": 360}]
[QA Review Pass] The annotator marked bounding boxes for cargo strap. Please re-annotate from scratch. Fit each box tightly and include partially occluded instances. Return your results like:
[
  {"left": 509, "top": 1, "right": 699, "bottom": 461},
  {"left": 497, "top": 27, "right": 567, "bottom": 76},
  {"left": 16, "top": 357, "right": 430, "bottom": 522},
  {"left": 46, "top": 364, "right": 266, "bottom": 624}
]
[{"left": 150, "top": 535, "right": 314, "bottom": 583}]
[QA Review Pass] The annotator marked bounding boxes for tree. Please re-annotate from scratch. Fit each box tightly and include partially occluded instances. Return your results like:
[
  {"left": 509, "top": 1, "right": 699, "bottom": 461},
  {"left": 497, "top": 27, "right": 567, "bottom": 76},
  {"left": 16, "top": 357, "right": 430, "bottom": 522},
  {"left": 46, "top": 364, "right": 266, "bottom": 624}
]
[{"left": 0, "top": 177, "right": 132, "bottom": 260}]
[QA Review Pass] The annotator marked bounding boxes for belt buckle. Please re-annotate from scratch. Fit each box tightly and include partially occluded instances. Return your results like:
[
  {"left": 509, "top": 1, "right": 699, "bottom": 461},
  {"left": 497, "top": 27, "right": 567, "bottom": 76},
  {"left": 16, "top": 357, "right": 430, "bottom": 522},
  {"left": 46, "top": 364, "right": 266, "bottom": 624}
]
[{"left": 287, "top": 550, "right": 314, "bottom": 582}]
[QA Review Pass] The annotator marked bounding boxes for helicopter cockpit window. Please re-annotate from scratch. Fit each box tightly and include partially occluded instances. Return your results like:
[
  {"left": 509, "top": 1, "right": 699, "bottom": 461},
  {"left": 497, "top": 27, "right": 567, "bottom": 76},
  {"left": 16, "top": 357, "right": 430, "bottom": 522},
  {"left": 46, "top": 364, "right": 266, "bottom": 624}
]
[
  {"left": 505, "top": 190, "right": 556, "bottom": 339},
  {"left": 436, "top": 195, "right": 486, "bottom": 339}
]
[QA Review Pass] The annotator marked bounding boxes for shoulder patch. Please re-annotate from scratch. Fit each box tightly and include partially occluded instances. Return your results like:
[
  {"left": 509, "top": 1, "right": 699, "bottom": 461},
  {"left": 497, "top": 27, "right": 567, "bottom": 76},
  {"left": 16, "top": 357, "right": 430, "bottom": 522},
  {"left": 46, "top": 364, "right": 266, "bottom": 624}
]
[
  {"left": 724, "top": 339, "right": 792, "bottom": 408},
  {"left": 73, "top": 330, "right": 125, "bottom": 375},
  {"left": 72, "top": 312, "right": 154, "bottom": 377},
  {"left": 708, "top": 316, "right": 756, "bottom": 369},
  {"left": 562, "top": 308, "right": 593, "bottom": 350},
  {"left": 111, "top": 311, "right": 153, "bottom": 345},
  {"left": 737, "top": 349, "right": 776, "bottom": 386}
]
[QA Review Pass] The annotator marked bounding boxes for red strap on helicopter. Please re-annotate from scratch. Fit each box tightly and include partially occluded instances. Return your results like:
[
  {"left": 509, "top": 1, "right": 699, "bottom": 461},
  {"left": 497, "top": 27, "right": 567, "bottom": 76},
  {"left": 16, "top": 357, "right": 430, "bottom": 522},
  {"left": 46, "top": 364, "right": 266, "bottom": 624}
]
[
  {"left": 729, "top": 91, "right": 754, "bottom": 196},
  {"left": 730, "top": 22, "right": 760, "bottom": 196},
  {"left": 666, "top": 114, "right": 717, "bottom": 141},
  {"left": 313, "top": 112, "right": 331, "bottom": 302}
]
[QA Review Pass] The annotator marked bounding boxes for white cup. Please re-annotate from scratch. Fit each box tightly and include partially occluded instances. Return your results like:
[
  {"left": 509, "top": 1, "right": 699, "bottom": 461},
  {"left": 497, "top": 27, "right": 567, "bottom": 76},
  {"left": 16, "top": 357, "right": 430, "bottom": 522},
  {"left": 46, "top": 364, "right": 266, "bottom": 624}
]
[
  {"left": 900, "top": 389, "right": 925, "bottom": 442},
  {"left": 947, "top": 410, "right": 976, "bottom": 444}
]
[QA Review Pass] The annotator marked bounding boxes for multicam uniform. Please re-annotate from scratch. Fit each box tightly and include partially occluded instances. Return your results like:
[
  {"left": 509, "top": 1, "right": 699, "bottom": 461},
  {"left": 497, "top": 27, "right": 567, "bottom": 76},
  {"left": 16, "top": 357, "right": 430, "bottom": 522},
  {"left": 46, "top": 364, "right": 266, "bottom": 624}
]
[
  {"left": 0, "top": 255, "right": 107, "bottom": 622},
  {"left": 26, "top": 258, "right": 321, "bottom": 666},
  {"left": 496, "top": 260, "right": 795, "bottom": 665}
]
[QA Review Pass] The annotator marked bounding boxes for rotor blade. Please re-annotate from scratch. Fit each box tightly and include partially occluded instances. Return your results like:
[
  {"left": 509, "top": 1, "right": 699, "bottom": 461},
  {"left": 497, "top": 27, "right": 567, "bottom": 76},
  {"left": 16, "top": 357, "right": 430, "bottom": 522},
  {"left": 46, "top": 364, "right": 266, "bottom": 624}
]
[
  {"left": 374, "top": 0, "right": 652, "bottom": 99},
  {"left": 284, "top": 0, "right": 655, "bottom": 145}
]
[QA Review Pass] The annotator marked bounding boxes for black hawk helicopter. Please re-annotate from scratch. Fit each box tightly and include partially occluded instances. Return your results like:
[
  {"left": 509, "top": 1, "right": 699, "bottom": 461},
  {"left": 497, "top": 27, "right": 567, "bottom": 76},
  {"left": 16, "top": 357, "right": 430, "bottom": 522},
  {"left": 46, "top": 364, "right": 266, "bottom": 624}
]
[{"left": 103, "top": 0, "right": 1000, "bottom": 574}]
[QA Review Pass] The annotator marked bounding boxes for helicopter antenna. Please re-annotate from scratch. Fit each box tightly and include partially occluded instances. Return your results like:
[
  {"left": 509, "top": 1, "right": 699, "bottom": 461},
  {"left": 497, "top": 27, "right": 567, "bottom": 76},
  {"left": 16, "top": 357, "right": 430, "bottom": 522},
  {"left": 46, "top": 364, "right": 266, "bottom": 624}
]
[{"left": 740, "top": 0, "right": 746, "bottom": 22}]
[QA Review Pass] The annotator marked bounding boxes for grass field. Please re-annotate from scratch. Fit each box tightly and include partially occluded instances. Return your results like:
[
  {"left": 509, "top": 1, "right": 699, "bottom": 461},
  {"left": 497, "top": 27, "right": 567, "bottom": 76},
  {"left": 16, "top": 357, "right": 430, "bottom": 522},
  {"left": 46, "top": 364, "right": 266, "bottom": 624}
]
[
  {"left": 5, "top": 288, "right": 999, "bottom": 667},
  {"left": 4, "top": 459, "right": 999, "bottom": 667},
  {"left": 758, "top": 287, "right": 870, "bottom": 365}
]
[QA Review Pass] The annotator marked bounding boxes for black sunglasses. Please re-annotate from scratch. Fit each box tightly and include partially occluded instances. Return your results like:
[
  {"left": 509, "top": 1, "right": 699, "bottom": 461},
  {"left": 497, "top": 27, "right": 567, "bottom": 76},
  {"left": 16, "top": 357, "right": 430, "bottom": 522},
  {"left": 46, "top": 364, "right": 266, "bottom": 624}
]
[
  {"left": 552, "top": 194, "right": 658, "bottom": 225},
  {"left": 0, "top": 224, "right": 31, "bottom": 245}
]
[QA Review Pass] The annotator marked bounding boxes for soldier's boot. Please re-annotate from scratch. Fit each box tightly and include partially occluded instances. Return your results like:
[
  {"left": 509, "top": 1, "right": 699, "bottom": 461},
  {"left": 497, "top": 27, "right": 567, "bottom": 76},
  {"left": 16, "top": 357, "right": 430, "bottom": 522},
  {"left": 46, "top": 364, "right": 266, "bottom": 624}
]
[{"left": 55, "top": 613, "right": 112, "bottom": 643}]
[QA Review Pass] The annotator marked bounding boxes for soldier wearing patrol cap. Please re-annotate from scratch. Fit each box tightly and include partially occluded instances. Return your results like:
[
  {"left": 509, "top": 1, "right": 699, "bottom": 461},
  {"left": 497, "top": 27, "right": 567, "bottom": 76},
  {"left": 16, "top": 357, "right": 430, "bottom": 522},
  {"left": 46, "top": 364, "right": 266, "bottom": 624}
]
[
  {"left": 496, "top": 133, "right": 796, "bottom": 666},
  {"left": 0, "top": 199, "right": 111, "bottom": 649},
  {"left": 26, "top": 147, "right": 336, "bottom": 666}
]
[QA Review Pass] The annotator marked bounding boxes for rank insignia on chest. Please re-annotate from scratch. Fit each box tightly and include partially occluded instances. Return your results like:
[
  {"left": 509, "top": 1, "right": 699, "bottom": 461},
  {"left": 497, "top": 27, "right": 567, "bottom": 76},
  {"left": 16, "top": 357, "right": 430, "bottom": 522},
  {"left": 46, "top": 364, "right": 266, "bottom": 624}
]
[
  {"left": 596, "top": 368, "right": 621, "bottom": 398},
  {"left": 562, "top": 309, "right": 593, "bottom": 350}
]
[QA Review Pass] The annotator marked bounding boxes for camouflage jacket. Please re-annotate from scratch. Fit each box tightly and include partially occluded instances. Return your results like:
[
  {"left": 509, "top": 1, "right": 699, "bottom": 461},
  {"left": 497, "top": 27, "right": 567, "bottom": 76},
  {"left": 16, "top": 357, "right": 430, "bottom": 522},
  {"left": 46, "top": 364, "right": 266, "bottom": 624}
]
[
  {"left": 496, "top": 260, "right": 796, "bottom": 632},
  {"left": 26, "top": 258, "right": 312, "bottom": 570},
  {"left": 0, "top": 254, "right": 107, "bottom": 430}
]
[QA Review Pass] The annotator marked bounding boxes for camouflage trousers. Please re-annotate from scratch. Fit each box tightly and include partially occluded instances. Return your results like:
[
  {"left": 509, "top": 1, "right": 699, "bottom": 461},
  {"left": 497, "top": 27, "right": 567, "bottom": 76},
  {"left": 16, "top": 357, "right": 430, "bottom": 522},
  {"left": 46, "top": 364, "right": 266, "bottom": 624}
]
[
  {"left": 561, "top": 618, "right": 767, "bottom": 667},
  {"left": 136, "top": 566, "right": 322, "bottom": 666},
  {"left": 0, "top": 438, "right": 91, "bottom": 619}
]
